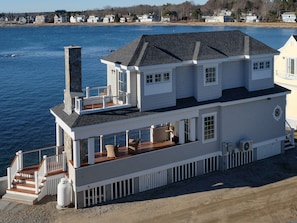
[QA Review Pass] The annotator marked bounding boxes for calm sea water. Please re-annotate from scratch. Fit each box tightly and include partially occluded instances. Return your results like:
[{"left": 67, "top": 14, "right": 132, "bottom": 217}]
[{"left": 0, "top": 24, "right": 296, "bottom": 176}]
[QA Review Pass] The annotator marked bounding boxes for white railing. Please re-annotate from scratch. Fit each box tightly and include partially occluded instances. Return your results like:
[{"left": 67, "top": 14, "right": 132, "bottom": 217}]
[
  {"left": 84, "top": 85, "right": 110, "bottom": 98},
  {"left": 276, "top": 71, "right": 297, "bottom": 80},
  {"left": 75, "top": 92, "right": 131, "bottom": 115},
  {"left": 7, "top": 151, "right": 22, "bottom": 189},
  {"left": 34, "top": 152, "right": 66, "bottom": 194},
  {"left": 35, "top": 157, "right": 46, "bottom": 194}
]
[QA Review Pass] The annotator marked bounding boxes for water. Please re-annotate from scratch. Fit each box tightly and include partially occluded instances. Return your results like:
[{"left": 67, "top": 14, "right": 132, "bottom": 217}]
[{"left": 0, "top": 24, "right": 296, "bottom": 176}]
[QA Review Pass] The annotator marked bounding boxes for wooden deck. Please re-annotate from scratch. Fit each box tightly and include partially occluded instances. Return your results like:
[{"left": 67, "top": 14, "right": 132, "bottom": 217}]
[{"left": 82, "top": 140, "right": 175, "bottom": 166}]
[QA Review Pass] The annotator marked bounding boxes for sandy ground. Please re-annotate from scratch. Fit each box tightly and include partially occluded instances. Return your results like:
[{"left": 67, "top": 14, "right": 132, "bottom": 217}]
[{"left": 1, "top": 148, "right": 297, "bottom": 223}]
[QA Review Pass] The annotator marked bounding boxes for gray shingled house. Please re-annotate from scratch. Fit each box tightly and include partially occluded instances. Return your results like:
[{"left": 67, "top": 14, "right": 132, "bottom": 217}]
[{"left": 5, "top": 30, "right": 295, "bottom": 208}]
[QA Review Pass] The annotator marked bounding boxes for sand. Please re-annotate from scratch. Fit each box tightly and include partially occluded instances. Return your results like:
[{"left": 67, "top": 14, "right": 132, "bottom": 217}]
[{"left": 1, "top": 147, "right": 297, "bottom": 223}]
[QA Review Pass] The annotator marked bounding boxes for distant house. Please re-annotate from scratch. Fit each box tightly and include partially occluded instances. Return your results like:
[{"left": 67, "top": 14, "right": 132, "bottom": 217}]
[
  {"left": 120, "top": 17, "right": 127, "bottom": 23},
  {"left": 282, "top": 12, "right": 296, "bottom": 23},
  {"left": 103, "top": 15, "right": 115, "bottom": 23},
  {"left": 138, "top": 14, "right": 159, "bottom": 22},
  {"left": 87, "top": 15, "right": 100, "bottom": 23},
  {"left": 274, "top": 35, "right": 297, "bottom": 129},
  {"left": 35, "top": 15, "right": 48, "bottom": 24},
  {"left": 18, "top": 16, "right": 27, "bottom": 24},
  {"left": 245, "top": 13, "right": 258, "bottom": 23},
  {"left": 54, "top": 14, "right": 67, "bottom": 23},
  {"left": 204, "top": 15, "right": 232, "bottom": 23},
  {"left": 70, "top": 15, "right": 85, "bottom": 23}
]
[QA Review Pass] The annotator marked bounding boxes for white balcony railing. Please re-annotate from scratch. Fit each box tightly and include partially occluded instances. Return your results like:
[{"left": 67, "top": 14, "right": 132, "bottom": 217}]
[
  {"left": 74, "top": 85, "right": 131, "bottom": 115},
  {"left": 275, "top": 71, "right": 297, "bottom": 80}
]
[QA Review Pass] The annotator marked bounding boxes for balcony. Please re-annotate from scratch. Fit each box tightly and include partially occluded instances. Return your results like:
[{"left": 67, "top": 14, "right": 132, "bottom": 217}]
[{"left": 74, "top": 85, "right": 131, "bottom": 115}]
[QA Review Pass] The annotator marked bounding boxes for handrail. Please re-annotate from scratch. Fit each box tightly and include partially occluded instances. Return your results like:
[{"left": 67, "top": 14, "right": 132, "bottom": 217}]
[
  {"left": 7, "top": 151, "right": 20, "bottom": 189},
  {"left": 285, "top": 120, "right": 295, "bottom": 146},
  {"left": 35, "top": 157, "right": 46, "bottom": 194}
]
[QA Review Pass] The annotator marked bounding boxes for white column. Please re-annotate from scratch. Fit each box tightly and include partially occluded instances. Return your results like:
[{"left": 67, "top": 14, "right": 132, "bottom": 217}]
[
  {"left": 189, "top": 118, "right": 196, "bottom": 142},
  {"left": 100, "top": 135, "right": 104, "bottom": 153},
  {"left": 126, "top": 130, "right": 129, "bottom": 147},
  {"left": 56, "top": 123, "right": 63, "bottom": 147},
  {"left": 73, "top": 140, "right": 80, "bottom": 168},
  {"left": 150, "top": 125, "right": 155, "bottom": 143},
  {"left": 88, "top": 138, "right": 95, "bottom": 165},
  {"left": 178, "top": 120, "right": 185, "bottom": 144}
]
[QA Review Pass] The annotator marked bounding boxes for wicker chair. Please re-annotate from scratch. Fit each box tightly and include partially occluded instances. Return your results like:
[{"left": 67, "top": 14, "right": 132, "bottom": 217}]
[
  {"left": 106, "top": 145, "right": 119, "bottom": 158},
  {"left": 128, "top": 139, "right": 140, "bottom": 155}
]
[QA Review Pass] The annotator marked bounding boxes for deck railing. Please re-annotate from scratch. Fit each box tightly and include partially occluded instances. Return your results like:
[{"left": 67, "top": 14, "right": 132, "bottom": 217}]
[
  {"left": 276, "top": 71, "right": 297, "bottom": 80},
  {"left": 7, "top": 146, "right": 64, "bottom": 191},
  {"left": 35, "top": 152, "right": 66, "bottom": 194},
  {"left": 75, "top": 90, "right": 131, "bottom": 115}
]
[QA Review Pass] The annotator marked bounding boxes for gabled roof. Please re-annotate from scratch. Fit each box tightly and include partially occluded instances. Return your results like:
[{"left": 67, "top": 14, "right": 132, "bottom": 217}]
[{"left": 102, "top": 30, "right": 278, "bottom": 67}]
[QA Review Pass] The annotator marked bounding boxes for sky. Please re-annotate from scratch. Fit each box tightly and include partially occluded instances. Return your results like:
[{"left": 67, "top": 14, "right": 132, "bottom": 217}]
[{"left": 1, "top": 0, "right": 208, "bottom": 13}]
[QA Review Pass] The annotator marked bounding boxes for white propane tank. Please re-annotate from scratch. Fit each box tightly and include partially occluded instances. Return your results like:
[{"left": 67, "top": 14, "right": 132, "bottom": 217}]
[{"left": 57, "top": 177, "right": 71, "bottom": 209}]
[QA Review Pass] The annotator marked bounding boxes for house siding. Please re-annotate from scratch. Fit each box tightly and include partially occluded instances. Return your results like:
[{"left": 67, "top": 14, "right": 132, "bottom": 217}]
[
  {"left": 222, "top": 60, "right": 245, "bottom": 90},
  {"left": 175, "top": 65, "right": 195, "bottom": 99},
  {"left": 219, "top": 96, "right": 286, "bottom": 145}
]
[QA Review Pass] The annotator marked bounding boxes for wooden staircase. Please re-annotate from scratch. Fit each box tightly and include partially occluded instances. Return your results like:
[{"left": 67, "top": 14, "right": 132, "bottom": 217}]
[{"left": 3, "top": 166, "right": 42, "bottom": 205}]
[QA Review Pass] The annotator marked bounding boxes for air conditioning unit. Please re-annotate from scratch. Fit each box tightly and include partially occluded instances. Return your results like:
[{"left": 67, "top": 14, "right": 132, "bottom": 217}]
[{"left": 239, "top": 139, "right": 253, "bottom": 152}]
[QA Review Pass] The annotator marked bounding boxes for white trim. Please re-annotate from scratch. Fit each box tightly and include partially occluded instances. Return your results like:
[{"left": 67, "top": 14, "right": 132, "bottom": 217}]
[{"left": 75, "top": 150, "right": 222, "bottom": 192}]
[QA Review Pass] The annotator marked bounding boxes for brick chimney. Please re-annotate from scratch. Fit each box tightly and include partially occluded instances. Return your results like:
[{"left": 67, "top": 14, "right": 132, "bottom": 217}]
[{"left": 64, "top": 46, "right": 83, "bottom": 115}]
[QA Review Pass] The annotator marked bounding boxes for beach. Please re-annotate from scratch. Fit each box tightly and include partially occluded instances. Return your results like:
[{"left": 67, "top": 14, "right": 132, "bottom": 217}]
[{"left": 1, "top": 147, "right": 297, "bottom": 223}]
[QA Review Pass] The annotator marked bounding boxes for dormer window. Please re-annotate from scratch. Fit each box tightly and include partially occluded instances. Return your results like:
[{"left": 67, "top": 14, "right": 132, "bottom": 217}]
[{"left": 204, "top": 65, "right": 218, "bottom": 86}]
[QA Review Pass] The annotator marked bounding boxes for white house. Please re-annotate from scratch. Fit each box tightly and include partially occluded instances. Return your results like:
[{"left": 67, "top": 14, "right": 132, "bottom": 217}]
[
  {"left": 103, "top": 15, "right": 115, "bottom": 23},
  {"left": 281, "top": 12, "right": 296, "bottom": 23},
  {"left": 87, "top": 15, "right": 100, "bottom": 23},
  {"left": 4, "top": 31, "right": 294, "bottom": 209},
  {"left": 138, "top": 14, "right": 159, "bottom": 22},
  {"left": 274, "top": 35, "right": 297, "bottom": 129}
]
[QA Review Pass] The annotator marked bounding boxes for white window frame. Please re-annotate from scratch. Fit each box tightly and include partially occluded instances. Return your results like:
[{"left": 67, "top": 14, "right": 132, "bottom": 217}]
[
  {"left": 203, "top": 64, "right": 218, "bottom": 86},
  {"left": 202, "top": 112, "right": 217, "bottom": 144}
]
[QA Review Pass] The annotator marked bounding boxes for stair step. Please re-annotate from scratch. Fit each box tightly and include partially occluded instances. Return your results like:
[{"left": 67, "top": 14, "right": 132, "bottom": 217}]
[{"left": 2, "top": 191, "right": 38, "bottom": 205}]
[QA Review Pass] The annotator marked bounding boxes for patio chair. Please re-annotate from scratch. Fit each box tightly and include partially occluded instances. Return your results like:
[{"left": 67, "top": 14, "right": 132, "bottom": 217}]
[
  {"left": 106, "top": 145, "right": 118, "bottom": 159},
  {"left": 128, "top": 139, "right": 140, "bottom": 155}
]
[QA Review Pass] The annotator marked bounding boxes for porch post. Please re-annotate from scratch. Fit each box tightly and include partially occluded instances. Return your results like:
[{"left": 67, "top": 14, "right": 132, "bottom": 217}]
[
  {"left": 7, "top": 167, "right": 11, "bottom": 189},
  {"left": 189, "top": 118, "right": 196, "bottom": 142},
  {"left": 18, "top": 150, "right": 23, "bottom": 171},
  {"left": 100, "top": 135, "right": 104, "bottom": 153},
  {"left": 73, "top": 140, "right": 81, "bottom": 168},
  {"left": 88, "top": 137, "right": 95, "bottom": 165},
  {"left": 150, "top": 125, "right": 155, "bottom": 143},
  {"left": 178, "top": 120, "right": 185, "bottom": 144},
  {"left": 56, "top": 123, "right": 63, "bottom": 155},
  {"left": 126, "top": 130, "right": 129, "bottom": 147}
]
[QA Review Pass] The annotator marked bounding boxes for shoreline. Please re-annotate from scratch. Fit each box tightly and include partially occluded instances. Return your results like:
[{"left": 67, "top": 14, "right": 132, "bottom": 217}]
[{"left": 1, "top": 21, "right": 297, "bottom": 29}]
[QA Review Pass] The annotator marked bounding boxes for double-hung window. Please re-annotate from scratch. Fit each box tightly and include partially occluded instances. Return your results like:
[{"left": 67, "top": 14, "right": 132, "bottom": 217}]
[
  {"left": 202, "top": 113, "right": 217, "bottom": 143},
  {"left": 204, "top": 65, "right": 218, "bottom": 86}
]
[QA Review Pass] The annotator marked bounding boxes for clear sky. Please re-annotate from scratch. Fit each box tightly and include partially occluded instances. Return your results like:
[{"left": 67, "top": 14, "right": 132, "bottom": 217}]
[{"left": 1, "top": 0, "right": 208, "bottom": 13}]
